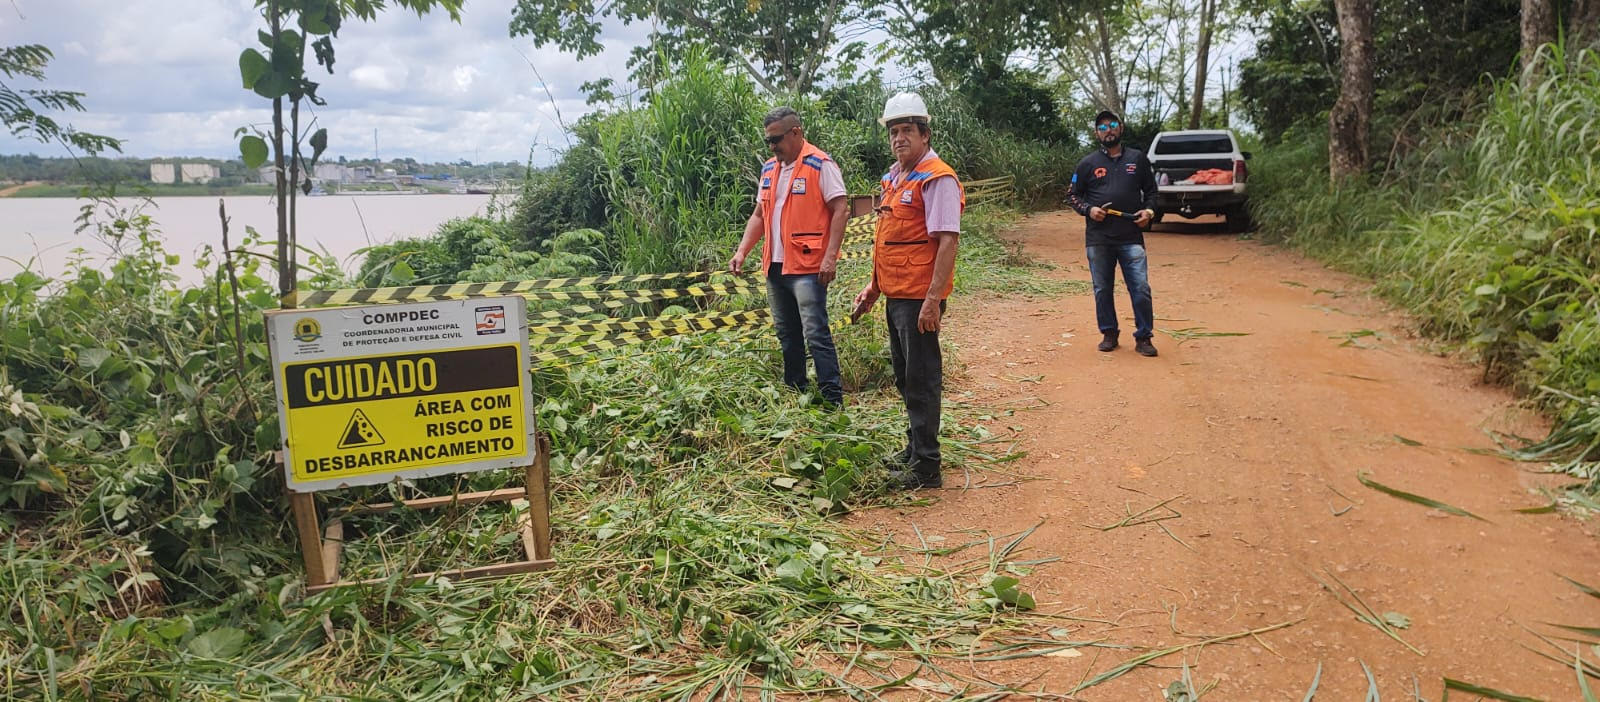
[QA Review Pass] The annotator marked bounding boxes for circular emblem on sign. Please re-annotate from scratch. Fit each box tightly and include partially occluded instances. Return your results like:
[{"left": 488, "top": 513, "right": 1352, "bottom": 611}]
[{"left": 293, "top": 317, "right": 322, "bottom": 343}]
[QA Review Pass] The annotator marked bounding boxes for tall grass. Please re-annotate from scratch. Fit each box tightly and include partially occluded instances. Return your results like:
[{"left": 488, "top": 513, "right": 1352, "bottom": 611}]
[
  {"left": 594, "top": 51, "right": 767, "bottom": 274},
  {"left": 1251, "top": 42, "right": 1600, "bottom": 490},
  {"left": 506, "top": 55, "right": 1079, "bottom": 271}
]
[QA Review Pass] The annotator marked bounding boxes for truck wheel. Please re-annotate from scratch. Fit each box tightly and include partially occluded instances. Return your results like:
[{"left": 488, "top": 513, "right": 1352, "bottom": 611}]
[{"left": 1226, "top": 205, "right": 1253, "bottom": 231}]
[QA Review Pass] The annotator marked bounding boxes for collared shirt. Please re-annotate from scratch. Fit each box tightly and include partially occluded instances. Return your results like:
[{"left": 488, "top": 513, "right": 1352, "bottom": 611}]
[
  {"left": 1069, "top": 146, "right": 1157, "bottom": 246},
  {"left": 885, "top": 149, "right": 961, "bottom": 235},
  {"left": 760, "top": 157, "right": 846, "bottom": 262}
]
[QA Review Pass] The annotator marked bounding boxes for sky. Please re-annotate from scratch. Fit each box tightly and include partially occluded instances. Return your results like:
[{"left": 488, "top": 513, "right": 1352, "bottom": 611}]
[
  {"left": 0, "top": 0, "right": 648, "bottom": 165},
  {"left": 0, "top": 1, "right": 1258, "bottom": 167}
]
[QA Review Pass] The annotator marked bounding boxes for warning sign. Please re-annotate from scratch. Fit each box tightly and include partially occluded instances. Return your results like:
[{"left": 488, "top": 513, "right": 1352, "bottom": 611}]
[
  {"left": 338, "top": 409, "right": 385, "bottom": 449},
  {"left": 266, "top": 297, "right": 534, "bottom": 492}
]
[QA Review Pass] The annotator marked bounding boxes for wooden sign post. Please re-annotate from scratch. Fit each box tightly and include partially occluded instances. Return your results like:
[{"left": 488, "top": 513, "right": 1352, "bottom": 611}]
[{"left": 266, "top": 296, "right": 553, "bottom": 591}]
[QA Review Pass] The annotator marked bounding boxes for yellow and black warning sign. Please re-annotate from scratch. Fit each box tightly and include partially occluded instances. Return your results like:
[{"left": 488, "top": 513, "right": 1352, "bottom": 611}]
[
  {"left": 267, "top": 297, "right": 535, "bottom": 492},
  {"left": 337, "top": 409, "right": 385, "bottom": 449}
]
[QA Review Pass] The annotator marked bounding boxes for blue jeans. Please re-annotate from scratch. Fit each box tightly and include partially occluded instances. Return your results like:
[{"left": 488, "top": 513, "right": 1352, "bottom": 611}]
[
  {"left": 1086, "top": 243, "right": 1153, "bottom": 340},
  {"left": 766, "top": 264, "right": 843, "bottom": 404}
]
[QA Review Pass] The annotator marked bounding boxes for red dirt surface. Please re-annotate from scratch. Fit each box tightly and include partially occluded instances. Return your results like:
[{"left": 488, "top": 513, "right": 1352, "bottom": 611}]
[{"left": 851, "top": 211, "right": 1600, "bottom": 699}]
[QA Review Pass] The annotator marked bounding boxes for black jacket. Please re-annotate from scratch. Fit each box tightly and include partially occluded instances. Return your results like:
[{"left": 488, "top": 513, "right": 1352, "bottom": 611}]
[{"left": 1069, "top": 147, "right": 1158, "bottom": 246}]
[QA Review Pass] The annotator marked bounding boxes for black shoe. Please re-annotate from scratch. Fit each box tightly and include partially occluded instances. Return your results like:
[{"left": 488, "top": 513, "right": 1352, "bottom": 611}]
[
  {"left": 1135, "top": 338, "right": 1158, "bottom": 357},
  {"left": 888, "top": 467, "right": 942, "bottom": 490},
  {"left": 1097, "top": 333, "right": 1119, "bottom": 352}
]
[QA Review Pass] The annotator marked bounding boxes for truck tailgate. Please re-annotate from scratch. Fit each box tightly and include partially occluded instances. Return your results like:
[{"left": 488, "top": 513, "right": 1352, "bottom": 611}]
[
  {"left": 1152, "top": 158, "right": 1234, "bottom": 181},
  {"left": 1159, "top": 183, "right": 1235, "bottom": 194}
]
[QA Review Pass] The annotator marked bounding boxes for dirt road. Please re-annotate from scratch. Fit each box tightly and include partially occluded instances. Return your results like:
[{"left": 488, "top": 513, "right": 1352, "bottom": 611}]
[{"left": 855, "top": 211, "right": 1600, "bottom": 699}]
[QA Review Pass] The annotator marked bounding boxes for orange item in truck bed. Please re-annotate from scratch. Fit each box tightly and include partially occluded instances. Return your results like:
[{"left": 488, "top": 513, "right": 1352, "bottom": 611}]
[{"left": 1189, "top": 169, "right": 1234, "bottom": 185}]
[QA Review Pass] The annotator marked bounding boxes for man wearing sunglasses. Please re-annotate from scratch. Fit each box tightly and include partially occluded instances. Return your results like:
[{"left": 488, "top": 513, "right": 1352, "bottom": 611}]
[
  {"left": 728, "top": 106, "right": 848, "bottom": 406},
  {"left": 1068, "top": 109, "right": 1160, "bottom": 357}
]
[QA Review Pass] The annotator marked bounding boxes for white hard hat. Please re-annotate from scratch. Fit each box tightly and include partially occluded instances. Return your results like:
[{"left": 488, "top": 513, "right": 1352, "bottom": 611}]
[{"left": 879, "top": 92, "right": 931, "bottom": 126}]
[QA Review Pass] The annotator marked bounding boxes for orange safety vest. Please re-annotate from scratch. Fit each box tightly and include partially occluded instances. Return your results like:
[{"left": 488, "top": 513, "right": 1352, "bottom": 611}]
[
  {"left": 757, "top": 141, "right": 838, "bottom": 275},
  {"left": 873, "top": 155, "right": 965, "bottom": 299}
]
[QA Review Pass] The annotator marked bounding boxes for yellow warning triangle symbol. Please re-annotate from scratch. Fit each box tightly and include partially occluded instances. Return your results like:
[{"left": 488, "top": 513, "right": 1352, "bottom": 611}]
[{"left": 337, "top": 408, "right": 385, "bottom": 449}]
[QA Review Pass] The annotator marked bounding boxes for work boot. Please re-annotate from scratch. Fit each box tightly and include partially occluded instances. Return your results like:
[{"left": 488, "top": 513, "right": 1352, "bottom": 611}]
[
  {"left": 881, "top": 447, "right": 911, "bottom": 472},
  {"left": 888, "top": 464, "right": 942, "bottom": 490},
  {"left": 1135, "top": 338, "right": 1158, "bottom": 357},
  {"left": 1097, "top": 333, "right": 1119, "bottom": 352}
]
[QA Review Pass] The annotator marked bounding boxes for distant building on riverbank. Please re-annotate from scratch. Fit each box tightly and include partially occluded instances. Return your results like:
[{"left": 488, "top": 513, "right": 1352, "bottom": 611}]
[
  {"left": 313, "top": 163, "right": 350, "bottom": 183},
  {"left": 180, "top": 163, "right": 220, "bottom": 184},
  {"left": 153, "top": 162, "right": 220, "bottom": 184}
]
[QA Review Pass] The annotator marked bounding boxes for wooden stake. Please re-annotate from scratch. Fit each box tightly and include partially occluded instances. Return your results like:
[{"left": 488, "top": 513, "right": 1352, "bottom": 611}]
[
  {"left": 322, "top": 517, "right": 344, "bottom": 582},
  {"left": 340, "top": 487, "right": 528, "bottom": 516},
  {"left": 290, "top": 491, "right": 330, "bottom": 586},
  {"left": 526, "top": 433, "right": 553, "bottom": 561}
]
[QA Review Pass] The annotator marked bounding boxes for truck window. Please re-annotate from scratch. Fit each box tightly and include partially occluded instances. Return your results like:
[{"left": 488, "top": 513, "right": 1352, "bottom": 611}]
[{"left": 1152, "top": 134, "right": 1234, "bottom": 155}]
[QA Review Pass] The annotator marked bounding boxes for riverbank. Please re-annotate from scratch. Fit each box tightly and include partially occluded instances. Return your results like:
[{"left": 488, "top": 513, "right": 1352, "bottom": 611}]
[{"left": 2, "top": 183, "right": 279, "bottom": 198}]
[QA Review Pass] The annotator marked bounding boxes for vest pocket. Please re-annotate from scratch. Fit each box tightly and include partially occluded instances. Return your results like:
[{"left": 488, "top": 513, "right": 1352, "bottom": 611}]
[
  {"left": 788, "top": 232, "right": 825, "bottom": 270},
  {"left": 881, "top": 238, "right": 936, "bottom": 267}
]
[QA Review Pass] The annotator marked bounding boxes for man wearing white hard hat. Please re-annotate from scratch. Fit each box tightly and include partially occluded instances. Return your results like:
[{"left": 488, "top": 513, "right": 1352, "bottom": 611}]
[{"left": 850, "top": 92, "right": 964, "bottom": 490}]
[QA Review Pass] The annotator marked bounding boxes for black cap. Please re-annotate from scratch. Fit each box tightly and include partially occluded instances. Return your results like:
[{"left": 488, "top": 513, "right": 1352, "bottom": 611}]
[{"left": 1094, "top": 109, "right": 1120, "bottom": 125}]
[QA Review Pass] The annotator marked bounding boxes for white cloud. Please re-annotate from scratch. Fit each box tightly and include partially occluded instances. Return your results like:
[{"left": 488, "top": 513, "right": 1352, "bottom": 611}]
[
  {"left": 0, "top": 0, "right": 647, "bottom": 164},
  {"left": 350, "top": 64, "right": 406, "bottom": 93},
  {"left": 451, "top": 65, "right": 479, "bottom": 92}
]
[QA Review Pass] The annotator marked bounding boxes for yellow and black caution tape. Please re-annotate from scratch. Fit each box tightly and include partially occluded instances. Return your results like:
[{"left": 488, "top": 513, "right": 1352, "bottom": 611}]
[
  {"left": 528, "top": 285, "right": 760, "bottom": 320},
  {"left": 286, "top": 271, "right": 739, "bottom": 307},
  {"left": 530, "top": 313, "right": 768, "bottom": 364},
  {"left": 536, "top": 325, "right": 767, "bottom": 371},
  {"left": 515, "top": 283, "right": 751, "bottom": 302},
  {"left": 838, "top": 248, "right": 873, "bottom": 262},
  {"left": 529, "top": 309, "right": 769, "bottom": 339},
  {"left": 532, "top": 320, "right": 764, "bottom": 352}
]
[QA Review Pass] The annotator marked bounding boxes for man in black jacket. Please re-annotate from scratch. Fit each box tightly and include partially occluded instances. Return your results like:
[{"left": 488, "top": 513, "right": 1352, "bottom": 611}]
[{"left": 1068, "top": 110, "right": 1159, "bottom": 357}]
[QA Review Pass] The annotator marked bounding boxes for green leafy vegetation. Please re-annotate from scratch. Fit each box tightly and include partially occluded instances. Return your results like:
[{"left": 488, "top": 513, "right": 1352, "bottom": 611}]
[{"left": 0, "top": 44, "right": 1089, "bottom": 696}]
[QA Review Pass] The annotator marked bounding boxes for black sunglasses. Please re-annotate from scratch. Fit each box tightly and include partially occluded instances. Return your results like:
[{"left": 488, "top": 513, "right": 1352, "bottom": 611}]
[{"left": 764, "top": 127, "right": 795, "bottom": 145}]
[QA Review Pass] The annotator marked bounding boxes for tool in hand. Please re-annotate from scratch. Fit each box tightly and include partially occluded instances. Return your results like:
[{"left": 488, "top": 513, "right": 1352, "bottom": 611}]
[{"left": 1102, "top": 205, "right": 1141, "bottom": 220}]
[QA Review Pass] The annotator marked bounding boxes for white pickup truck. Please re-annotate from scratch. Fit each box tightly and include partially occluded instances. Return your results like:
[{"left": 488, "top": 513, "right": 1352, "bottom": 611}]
[{"left": 1147, "top": 129, "right": 1252, "bottom": 229}]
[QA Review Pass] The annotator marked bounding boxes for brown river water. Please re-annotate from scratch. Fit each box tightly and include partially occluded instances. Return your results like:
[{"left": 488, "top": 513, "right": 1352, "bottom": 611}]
[{"left": 1, "top": 193, "right": 501, "bottom": 286}]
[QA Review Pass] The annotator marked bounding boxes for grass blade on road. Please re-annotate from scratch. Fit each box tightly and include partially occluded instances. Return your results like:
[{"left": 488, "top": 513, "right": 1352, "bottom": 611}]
[
  {"left": 1302, "top": 661, "right": 1323, "bottom": 701},
  {"left": 1441, "top": 677, "right": 1540, "bottom": 701},
  {"left": 1558, "top": 573, "right": 1600, "bottom": 600},
  {"left": 1357, "top": 471, "right": 1490, "bottom": 522}
]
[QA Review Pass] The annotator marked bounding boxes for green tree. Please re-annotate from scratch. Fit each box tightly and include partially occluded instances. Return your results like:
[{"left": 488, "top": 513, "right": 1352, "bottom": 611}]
[
  {"left": 0, "top": 45, "right": 120, "bottom": 156},
  {"left": 1238, "top": 0, "right": 1520, "bottom": 158},
  {"left": 510, "top": 0, "right": 868, "bottom": 95},
  {"left": 234, "top": 0, "right": 463, "bottom": 297},
  {"left": 878, "top": 0, "right": 1084, "bottom": 141},
  {"left": 1328, "top": 0, "right": 1374, "bottom": 178},
  {"left": 880, "top": 0, "right": 1062, "bottom": 83}
]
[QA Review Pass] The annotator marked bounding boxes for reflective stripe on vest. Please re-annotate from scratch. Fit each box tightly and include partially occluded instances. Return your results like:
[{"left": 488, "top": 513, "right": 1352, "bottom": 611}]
[
  {"left": 872, "top": 156, "right": 965, "bottom": 299},
  {"left": 757, "top": 141, "right": 836, "bottom": 275}
]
